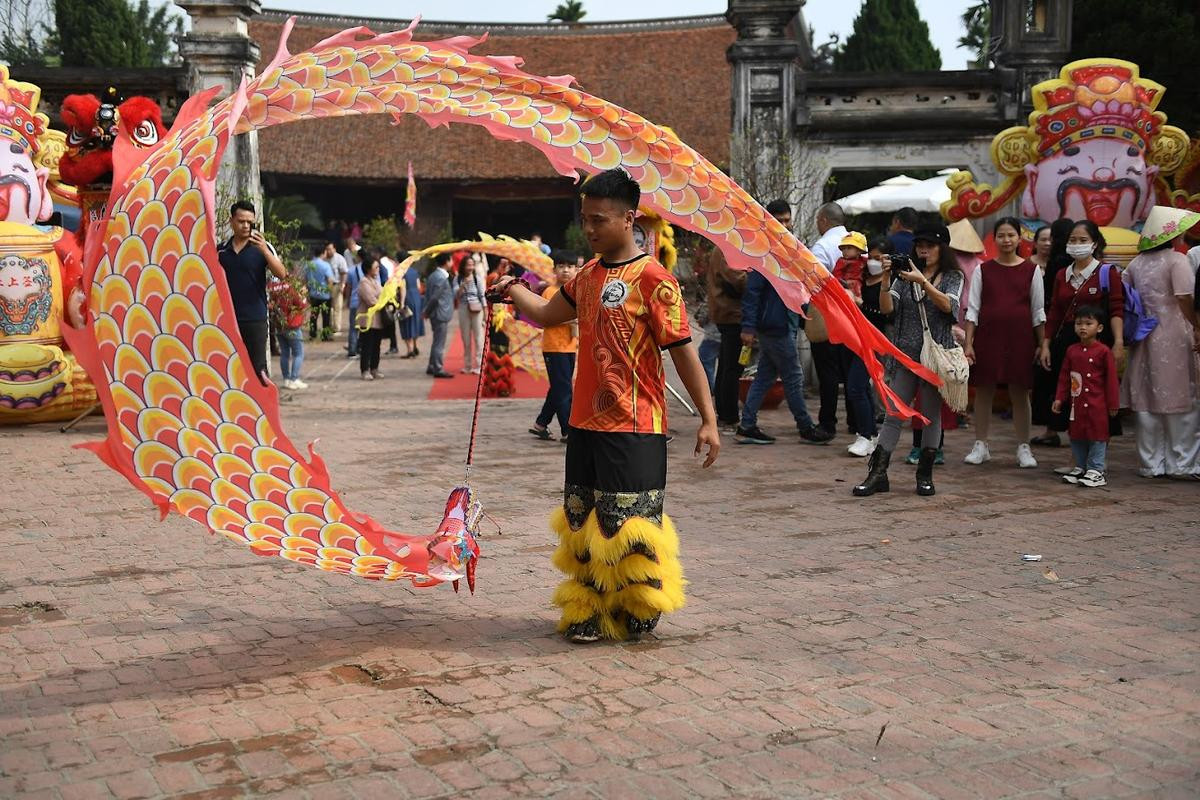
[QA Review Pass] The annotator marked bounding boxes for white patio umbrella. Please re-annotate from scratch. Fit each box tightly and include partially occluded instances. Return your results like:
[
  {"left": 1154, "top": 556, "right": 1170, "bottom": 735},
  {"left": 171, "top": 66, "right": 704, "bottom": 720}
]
[
  {"left": 834, "top": 174, "right": 920, "bottom": 214},
  {"left": 863, "top": 168, "right": 960, "bottom": 213}
]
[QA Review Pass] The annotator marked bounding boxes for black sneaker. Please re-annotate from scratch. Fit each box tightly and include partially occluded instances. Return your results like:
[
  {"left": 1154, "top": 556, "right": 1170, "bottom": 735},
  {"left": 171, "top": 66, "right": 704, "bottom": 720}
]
[
  {"left": 735, "top": 426, "right": 776, "bottom": 444},
  {"left": 565, "top": 616, "right": 601, "bottom": 643},
  {"left": 798, "top": 424, "right": 834, "bottom": 445}
]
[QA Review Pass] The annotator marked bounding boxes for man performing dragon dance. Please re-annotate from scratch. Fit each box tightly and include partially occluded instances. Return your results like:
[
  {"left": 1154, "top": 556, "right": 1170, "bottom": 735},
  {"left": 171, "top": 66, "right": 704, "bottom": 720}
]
[{"left": 494, "top": 168, "right": 720, "bottom": 642}]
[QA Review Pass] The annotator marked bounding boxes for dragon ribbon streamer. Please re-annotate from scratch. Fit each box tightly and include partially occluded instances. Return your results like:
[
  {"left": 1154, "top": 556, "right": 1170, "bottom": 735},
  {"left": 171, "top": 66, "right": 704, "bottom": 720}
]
[
  {"left": 64, "top": 16, "right": 933, "bottom": 589},
  {"left": 359, "top": 232, "right": 552, "bottom": 331}
]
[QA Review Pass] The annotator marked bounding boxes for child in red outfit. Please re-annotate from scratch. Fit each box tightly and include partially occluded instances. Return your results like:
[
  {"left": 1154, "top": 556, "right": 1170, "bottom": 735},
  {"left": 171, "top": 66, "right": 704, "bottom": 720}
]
[
  {"left": 1053, "top": 305, "right": 1119, "bottom": 487},
  {"left": 834, "top": 231, "right": 868, "bottom": 301}
]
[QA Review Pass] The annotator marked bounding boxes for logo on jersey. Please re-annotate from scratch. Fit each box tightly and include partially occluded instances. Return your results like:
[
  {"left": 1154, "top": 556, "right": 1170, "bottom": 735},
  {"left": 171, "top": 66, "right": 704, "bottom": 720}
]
[{"left": 601, "top": 280, "right": 629, "bottom": 308}]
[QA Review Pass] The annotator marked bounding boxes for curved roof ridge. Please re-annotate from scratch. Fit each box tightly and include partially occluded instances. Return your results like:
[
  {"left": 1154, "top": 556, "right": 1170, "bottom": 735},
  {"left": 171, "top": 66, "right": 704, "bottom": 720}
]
[{"left": 256, "top": 8, "right": 729, "bottom": 35}]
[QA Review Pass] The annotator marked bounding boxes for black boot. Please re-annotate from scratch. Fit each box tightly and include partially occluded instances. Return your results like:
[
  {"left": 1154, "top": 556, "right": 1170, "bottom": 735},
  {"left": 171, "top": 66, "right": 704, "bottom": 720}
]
[
  {"left": 852, "top": 447, "right": 891, "bottom": 497},
  {"left": 916, "top": 447, "right": 937, "bottom": 496}
]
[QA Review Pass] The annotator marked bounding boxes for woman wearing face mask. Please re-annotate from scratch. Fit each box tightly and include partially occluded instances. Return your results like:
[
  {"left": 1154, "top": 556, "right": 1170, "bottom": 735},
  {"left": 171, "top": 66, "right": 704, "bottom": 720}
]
[
  {"left": 962, "top": 217, "right": 1046, "bottom": 469},
  {"left": 844, "top": 239, "right": 891, "bottom": 457},
  {"left": 1030, "top": 218, "right": 1077, "bottom": 445},
  {"left": 1039, "top": 220, "right": 1125, "bottom": 443},
  {"left": 854, "top": 225, "right": 964, "bottom": 497}
]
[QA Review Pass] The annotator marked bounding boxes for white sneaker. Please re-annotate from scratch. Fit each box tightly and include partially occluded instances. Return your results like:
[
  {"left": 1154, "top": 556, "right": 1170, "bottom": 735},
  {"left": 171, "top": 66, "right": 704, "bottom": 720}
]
[
  {"left": 1016, "top": 443, "right": 1038, "bottom": 469},
  {"left": 963, "top": 440, "right": 991, "bottom": 465},
  {"left": 847, "top": 435, "right": 877, "bottom": 457},
  {"left": 1078, "top": 469, "right": 1107, "bottom": 488},
  {"left": 292, "top": 379, "right": 308, "bottom": 390},
  {"left": 280, "top": 379, "right": 296, "bottom": 390},
  {"left": 1054, "top": 465, "right": 1077, "bottom": 475}
]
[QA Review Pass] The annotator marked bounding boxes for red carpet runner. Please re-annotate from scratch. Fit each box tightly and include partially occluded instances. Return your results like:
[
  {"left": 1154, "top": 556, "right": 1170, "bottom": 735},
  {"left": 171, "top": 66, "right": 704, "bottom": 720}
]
[{"left": 426, "top": 332, "right": 545, "bottom": 401}]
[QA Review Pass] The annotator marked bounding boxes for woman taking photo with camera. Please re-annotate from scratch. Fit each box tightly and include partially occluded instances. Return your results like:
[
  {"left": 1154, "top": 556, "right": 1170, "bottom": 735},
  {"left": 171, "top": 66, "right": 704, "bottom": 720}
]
[{"left": 853, "top": 225, "right": 964, "bottom": 497}]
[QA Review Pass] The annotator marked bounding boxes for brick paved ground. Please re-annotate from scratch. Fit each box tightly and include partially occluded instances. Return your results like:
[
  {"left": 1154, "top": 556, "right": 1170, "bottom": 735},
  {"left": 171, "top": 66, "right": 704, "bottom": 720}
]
[{"left": 1, "top": 334, "right": 1197, "bottom": 799}]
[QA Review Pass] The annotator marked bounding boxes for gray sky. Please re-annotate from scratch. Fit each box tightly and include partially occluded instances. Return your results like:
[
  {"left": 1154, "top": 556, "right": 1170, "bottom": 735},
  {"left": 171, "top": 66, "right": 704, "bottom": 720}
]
[{"left": 259, "top": 0, "right": 978, "bottom": 70}]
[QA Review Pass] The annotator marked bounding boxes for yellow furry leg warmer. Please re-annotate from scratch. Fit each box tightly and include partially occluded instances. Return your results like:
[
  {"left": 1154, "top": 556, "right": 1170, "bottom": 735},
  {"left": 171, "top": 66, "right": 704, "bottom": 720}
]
[{"left": 550, "top": 508, "right": 686, "bottom": 641}]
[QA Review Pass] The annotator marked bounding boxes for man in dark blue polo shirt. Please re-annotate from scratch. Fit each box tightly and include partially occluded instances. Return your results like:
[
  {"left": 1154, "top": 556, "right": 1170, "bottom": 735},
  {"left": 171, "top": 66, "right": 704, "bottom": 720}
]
[{"left": 217, "top": 201, "right": 287, "bottom": 383}]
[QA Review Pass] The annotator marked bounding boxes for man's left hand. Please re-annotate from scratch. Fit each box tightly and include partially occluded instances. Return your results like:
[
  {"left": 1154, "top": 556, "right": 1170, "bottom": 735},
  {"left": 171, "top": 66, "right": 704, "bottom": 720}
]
[
  {"left": 250, "top": 230, "right": 269, "bottom": 251},
  {"left": 695, "top": 421, "right": 720, "bottom": 468}
]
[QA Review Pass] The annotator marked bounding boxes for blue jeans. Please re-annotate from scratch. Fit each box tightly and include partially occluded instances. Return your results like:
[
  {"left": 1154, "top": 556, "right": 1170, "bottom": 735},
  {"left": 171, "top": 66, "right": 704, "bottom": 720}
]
[
  {"left": 698, "top": 336, "right": 719, "bottom": 393},
  {"left": 536, "top": 352, "right": 576, "bottom": 435},
  {"left": 1070, "top": 439, "right": 1107, "bottom": 472},
  {"left": 346, "top": 305, "right": 359, "bottom": 354},
  {"left": 740, "top": 332, "right": 814, "bottom": 430},
  {"left": 845, "top": 356, "right": 878, "bottom": 438},
  {"left": 278, "top": 328, "right": 304, "bottom": 381}
]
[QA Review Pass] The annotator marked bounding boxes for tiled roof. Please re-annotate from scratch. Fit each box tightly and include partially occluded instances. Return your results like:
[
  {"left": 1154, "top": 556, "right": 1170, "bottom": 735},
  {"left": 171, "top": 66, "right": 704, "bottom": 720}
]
[{"left": 250, "top": 12, "right": 734, "bottom": 181}]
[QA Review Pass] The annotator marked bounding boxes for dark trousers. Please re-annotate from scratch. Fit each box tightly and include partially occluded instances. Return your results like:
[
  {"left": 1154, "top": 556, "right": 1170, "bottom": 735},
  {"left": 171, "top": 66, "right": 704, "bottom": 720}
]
[
  {"left": 428, "top": 319, "right": 449, "bottom": 374},
  {"left": 309, "top": 298, "right": 332, "bottom": 340},
  {"left": 386, "top": 318, "right": 398, "bottom": 352},
  {"left": 810, "top": 341, "right": 855, "bottom": 433},
  {"left": 236, "top": 318, "right": 269, "bottom": 385},
  {"left": 359, "top": 328, "right": 382, "bottom": 373},
  {"left": 845, "top": 355, "right": 878, "bottom": 438},
  {"left": 537, "top": 352, "right": 576, "bottom": 436},
  {"left": 714, "top": 323, "right": 744, "bottom": 424}
]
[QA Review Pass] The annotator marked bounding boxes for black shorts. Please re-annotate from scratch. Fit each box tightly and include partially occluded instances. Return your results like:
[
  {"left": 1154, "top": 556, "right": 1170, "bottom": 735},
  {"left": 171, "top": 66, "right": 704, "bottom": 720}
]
[
  {"left": 565, "top": 428, "right": 667, "bottom": 492},
  {"left": 564, "top": 428, "right": 667, "bottom": 534}
]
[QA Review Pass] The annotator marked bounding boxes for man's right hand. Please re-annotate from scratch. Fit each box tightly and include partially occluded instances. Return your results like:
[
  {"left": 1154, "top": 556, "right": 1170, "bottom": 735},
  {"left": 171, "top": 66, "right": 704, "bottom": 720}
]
[
  {"left": 491, "top": 275, "right": 520, "bottom": 297},
  {"left": 740, "top": 331, "right": 756, "bottom": 346}
]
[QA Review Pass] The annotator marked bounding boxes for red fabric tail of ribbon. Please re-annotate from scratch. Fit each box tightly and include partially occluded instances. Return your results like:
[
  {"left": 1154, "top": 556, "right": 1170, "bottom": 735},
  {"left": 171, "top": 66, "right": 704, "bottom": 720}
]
[{"left": 805, "top": 274, "right": 939, "bottom": 425}]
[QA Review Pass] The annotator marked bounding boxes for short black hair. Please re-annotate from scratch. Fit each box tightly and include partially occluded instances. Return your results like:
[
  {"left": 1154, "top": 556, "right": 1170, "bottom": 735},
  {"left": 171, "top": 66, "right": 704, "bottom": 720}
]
[
  {"left": 230, "top": 200, "right": 255, "bottom": 216},
  {"left": 894, "top": 207, "right": 917, "bottom": 229},
  {"left": 765, "top": 199, "right": 791, "bottom": 217},
  {"left": 1074, "top": 304, "right": 1106, "bottom": 323},
  {"left": 868, "top": 237, "right": 889, "bottom": 253},
  {"left": 580, "top": 168, "right": 641, "bottom": 212},
  {"left": 551, "top": 249, "right": 578, "bottom": 266},
  {"left": 433, "top": 251, "right": 452, "bottom": 267}
]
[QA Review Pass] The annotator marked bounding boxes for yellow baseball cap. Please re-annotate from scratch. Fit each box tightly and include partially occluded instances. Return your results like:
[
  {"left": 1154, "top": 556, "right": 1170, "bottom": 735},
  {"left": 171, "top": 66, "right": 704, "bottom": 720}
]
[{"left": 838, "top": 231, "right": 868, "bottom": 252}]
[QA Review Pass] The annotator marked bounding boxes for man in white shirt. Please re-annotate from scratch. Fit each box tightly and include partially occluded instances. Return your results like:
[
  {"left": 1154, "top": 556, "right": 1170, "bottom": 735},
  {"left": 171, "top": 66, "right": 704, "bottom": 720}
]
[
  {"left": 806, "top": 202, "right": 852, "bottom": 438},
  {"left": 809, "top": 202, "right": 849, "bottom": 272},
  {"left": 329, "top": 243, "right": 349, "bottom": 334}
]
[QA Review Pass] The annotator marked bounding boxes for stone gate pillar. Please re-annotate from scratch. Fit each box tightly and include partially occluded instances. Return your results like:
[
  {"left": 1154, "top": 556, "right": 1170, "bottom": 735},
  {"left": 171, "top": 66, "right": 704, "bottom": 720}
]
[
  {"left": 726, "top": 0, "right": 820, "bottom": 236},
  {"left": 991, "top": 0, "right": 1072, "bottom": 116},
  {"left": 177, "top": 0, "right": 262, "bottom": 211}
]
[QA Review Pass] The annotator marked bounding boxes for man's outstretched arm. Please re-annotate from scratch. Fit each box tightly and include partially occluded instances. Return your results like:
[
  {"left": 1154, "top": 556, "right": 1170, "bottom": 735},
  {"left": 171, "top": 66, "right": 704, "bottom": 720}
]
[{"left": 494, "top": 277, "right": 577, "bottom": 327}]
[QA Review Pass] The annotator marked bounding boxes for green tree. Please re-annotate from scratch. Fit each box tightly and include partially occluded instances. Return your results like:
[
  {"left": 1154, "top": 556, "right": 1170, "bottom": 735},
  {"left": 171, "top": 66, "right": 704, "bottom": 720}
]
[
  {"left": 1069, "top": 0, "right": 1198, "bottom": 135},
  {"left": 834, "top": 0, "right": 941, "bottom": 72},
  {"left": 958, "top": 1, "right": 990, "bottom": 69},
  {"left": 547, "top": 0, "right": 586, "bottom": 23},
  {"left": 54, "top": 0, "right": 184, "bottom": 68}
]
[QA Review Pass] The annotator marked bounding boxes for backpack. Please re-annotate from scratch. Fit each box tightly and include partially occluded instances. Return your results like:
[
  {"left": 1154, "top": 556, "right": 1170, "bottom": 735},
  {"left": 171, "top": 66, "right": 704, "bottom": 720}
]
[{"left": 1099, "top": 264, "right": 1157, "bottom": 345}]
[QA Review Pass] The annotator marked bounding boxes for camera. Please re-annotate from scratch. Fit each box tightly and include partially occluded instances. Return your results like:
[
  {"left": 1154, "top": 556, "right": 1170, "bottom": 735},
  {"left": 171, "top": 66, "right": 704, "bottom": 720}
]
[{"left": 888, "top": 253, "right": 911, "bottom": 275}]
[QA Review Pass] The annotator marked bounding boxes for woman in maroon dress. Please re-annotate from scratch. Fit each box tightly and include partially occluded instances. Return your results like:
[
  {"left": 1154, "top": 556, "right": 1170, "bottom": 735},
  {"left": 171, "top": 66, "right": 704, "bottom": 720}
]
[{"left": 963, "top": 218, "right": 1046, "bottom": 468}]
